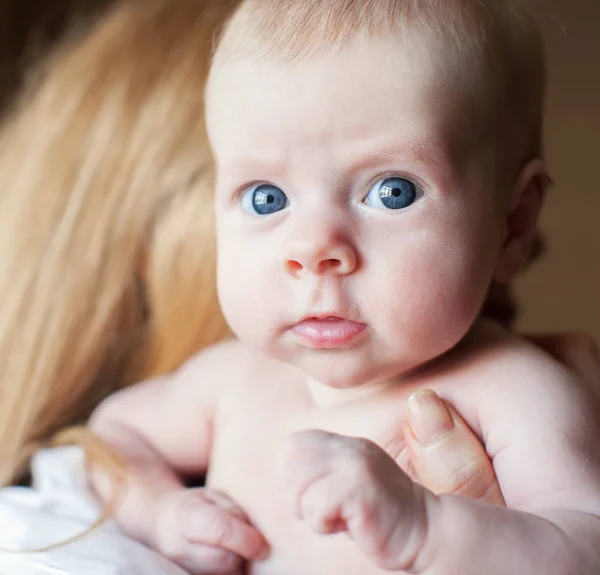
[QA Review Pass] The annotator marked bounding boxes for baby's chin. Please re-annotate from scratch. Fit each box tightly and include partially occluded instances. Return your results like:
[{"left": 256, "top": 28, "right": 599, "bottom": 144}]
[
  {"left": 245, "top": 329, "right": 443, "bottom": 391},
  {"left": 282, "top": 347, "right": 417, "bottom": 391}
]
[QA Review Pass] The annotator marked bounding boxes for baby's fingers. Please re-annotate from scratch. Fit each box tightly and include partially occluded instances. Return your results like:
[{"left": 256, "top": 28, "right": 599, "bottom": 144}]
[
  {"left": 201, "top": 489, "right": 255, "bottom": 523},
  {"left": 155, "top": 489, "right": 268, "bottom": 574},
  {"left": 176, "top": 545, "right": 243, "bottom": 575},
  {"left": 182, "top": 497, "right": 268, "bottom": 561},
  {"left": 157, "top": 513, "right": 244, "bottom": 575}
]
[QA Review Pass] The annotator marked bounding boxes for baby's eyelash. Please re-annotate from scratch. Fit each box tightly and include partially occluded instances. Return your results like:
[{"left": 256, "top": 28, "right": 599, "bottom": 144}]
[
  {"left": 362, "top": 171, "right": 427, "bottom": 195},
  {"left": 227, "top": 181, "right": 264, "bottom": 204}
]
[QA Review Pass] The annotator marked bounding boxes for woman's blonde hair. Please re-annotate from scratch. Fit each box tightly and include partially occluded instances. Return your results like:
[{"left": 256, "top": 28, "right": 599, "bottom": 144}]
[{"left": 0, "top": 0, "right": 236, "bottom": 486}]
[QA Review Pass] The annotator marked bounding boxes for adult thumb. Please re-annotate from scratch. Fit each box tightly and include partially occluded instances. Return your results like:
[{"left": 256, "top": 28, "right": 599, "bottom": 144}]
[{"left": 402, "top": 390, "right": 505, "bottom": 505}]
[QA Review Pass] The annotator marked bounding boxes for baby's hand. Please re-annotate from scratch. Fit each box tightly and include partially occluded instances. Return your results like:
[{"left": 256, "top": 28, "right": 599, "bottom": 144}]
[
  {"left": 152, "top": 487, "right": 269, "bottom": 575},
  {"left": 278, "top": 430, "right": 430, "bottom": 571}
]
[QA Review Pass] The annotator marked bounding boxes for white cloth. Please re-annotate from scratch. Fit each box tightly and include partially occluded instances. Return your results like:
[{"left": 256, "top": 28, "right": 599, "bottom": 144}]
[{"left": 0, "top": 447, "right": 187, "bottom": 575}]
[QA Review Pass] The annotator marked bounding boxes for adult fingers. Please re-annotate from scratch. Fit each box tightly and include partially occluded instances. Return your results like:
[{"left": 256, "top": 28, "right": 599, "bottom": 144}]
[{"left": 403, "top": 390, "right": 505, "bottom": 505}]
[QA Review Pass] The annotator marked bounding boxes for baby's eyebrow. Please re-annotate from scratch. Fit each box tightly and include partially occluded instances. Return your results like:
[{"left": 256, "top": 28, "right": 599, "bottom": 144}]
[
  {"left": 217, "top": 136, "right": 455, "bottom": 191},
  {"left": 217, "top": 157, "right": 287, "bottom": 187},
  {"left": 353, "top": 137, "right": 450, "bottom": 173},
  {"left": 345, "top": 136, "right": 459, "bottom": 188}
]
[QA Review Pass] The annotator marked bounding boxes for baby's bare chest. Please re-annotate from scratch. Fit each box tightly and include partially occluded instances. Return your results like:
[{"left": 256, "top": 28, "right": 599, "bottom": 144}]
[{"left": 206, "top": 385, "right": 414, "bottom": 575}]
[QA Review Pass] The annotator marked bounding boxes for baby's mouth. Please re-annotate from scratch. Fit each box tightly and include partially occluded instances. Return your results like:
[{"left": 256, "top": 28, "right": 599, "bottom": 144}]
[{"left": 290, "top": 317, "right": 367, "bottom": 349}]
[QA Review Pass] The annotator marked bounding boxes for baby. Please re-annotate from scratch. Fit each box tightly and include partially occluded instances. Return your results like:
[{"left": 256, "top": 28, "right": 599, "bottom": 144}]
[{"left": 90, "top": 1, "right": 600, "bottom": 574}]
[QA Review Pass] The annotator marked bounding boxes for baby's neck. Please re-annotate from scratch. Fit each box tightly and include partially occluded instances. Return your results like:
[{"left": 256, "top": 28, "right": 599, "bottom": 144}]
[
  {"left": 304, "top": 376, "right": 397, "bottom": 408},
  {"left": 302, "top": 318, "right": 499, "bottom": 409}
]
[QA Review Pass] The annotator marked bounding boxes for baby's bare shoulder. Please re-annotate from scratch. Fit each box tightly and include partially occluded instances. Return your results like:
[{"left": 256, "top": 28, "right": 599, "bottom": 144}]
[
  {"left": 185, "top": 337, "right": 279, "bottom": 372},
  {"left": 181, "top": 338, "right": 259, "bottom": 376},
  {"left": 93, "top": 339, "right": 257, "bottom": 422},
  {"left": 456, "top": 322, "right": 599, "bottom": 455},
  {"left": 447, "top": 322, "right": 580, "bottom": 399},
  {"left": 433, "top": 322, "right": 595, "bottom": 445},
  {"left": 178, "top": 338, "right": 290, "bottom": 394},
  {"left": 457, "top": 324, "right": 600, "bottom": 511}
]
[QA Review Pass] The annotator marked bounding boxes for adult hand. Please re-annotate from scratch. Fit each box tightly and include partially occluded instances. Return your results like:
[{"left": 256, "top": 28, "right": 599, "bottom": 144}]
[{"left": 402, "top": 333, "right": 600, "bottom": 504}]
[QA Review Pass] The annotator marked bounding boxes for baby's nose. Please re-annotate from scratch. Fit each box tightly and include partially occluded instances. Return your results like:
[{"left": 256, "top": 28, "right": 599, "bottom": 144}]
[{"left": 283, "top": 236, "right": 358, "bottom": 278}]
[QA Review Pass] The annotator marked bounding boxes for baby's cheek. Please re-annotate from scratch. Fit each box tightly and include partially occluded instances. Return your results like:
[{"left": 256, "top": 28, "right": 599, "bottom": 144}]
[
  {"left": 216, "top": 241, "right": 280, "bottom": 350},
  {"left": 217, "top": 245, "right": 257, "bottom": 335},
  {"left": 383, "top": 241, "right": 493, "bottom": 353},
  {"left": 430, "top": 251, "right": 494, "bottom": 327}
]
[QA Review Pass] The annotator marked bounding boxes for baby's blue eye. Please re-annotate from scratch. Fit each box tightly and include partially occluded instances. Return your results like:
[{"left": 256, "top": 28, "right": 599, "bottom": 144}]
[
  {"left": 364, "top": 177, "right": 418, "bottom": 210},
  {"left": 241, "top": 184, "right": 289, "bottom": 215}
]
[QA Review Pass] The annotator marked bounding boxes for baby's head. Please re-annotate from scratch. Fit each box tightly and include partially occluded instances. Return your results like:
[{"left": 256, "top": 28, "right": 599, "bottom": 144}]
[{"left": 206, "top": 0, "right": 548, "bottom": 388}]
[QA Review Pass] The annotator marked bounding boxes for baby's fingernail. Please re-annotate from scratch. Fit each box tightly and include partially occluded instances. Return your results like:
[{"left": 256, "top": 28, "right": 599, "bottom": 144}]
[{"left": 407, "top": 390, "right": 454, "bottom": 446}]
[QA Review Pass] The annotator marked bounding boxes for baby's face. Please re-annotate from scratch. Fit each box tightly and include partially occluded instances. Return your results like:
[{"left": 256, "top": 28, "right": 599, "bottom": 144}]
[{"left": 206, "top": 36, "right": 508, "bottom": 388}]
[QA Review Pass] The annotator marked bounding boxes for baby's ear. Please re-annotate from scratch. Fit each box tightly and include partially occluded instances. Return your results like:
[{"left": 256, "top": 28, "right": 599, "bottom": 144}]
[{"left": 493, "top": 159, "right": 550, "bottom": 284}]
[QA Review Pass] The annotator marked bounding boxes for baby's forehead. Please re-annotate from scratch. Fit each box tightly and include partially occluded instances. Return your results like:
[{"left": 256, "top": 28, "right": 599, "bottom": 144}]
[
  {"left": 209, "top": 0, "right": 544, "bottom": 177},
  {"left": 208, "top": 26, "right": 470, "bottom": 126},
  {"left": 207, "top": 33, "right": 481, "bottom": 166},
  {"left": 208, "top": 11, "right": 488, "bottom": 138},
  {"left": 207, "top": 44, "right": 485, "bottom": 193}
]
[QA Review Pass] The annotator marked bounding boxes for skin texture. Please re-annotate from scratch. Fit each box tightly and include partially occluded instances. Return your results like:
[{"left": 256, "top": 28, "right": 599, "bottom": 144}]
[{"left": 90, "top": 36, "right": 600, "bottom": 575}]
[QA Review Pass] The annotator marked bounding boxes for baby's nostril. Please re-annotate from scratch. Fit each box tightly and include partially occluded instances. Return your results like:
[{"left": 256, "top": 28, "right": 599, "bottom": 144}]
[
  {"left": 286, "top": 260, "right": 303, "bottom": 273},
  {"left": 319, "top": 259, "right": 341, "bottom": 272}
]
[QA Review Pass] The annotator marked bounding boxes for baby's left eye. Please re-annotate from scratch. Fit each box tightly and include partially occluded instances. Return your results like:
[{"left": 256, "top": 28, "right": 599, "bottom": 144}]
[{"left": 364, "top": 177, "right": 419, "bottom": 210}]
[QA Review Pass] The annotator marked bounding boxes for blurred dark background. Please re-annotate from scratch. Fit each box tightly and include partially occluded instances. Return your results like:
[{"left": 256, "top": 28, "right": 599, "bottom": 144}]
[
  {"left": 0, "top": 0, "right": 598, "bottom": 341},
  {"left": 0, "top": 0, "right": 110, "bottom": 105},
  {"left": 516, "top": 0, "right": 600, "bottom": 342}
]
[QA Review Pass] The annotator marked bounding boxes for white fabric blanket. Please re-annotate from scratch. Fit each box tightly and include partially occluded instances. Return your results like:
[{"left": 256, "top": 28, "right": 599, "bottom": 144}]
[{"left": 0, "top": 447, "right": 187, "bottom": 575}]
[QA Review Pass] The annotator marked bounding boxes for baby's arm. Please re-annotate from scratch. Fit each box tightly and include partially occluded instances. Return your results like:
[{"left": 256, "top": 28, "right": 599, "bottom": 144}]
[
  {"left": 281, "top": 344, "right": 600, "bottom": 574},
  {"left": 438, "top": 344, "right": 600, "bottom": 571},
  {"left": 418, "top": 347, "right": 600, "bottom": 573},
  {"left": 89, "top": 341, "right": 267, "bottom": 573}
]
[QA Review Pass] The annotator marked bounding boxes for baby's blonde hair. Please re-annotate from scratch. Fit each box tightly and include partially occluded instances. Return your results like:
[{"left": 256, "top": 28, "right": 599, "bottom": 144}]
[
  {"left": 214, "top": 0, "right": 546, "bottom": 180},
  {"left": 0, "top": 0, "right": 235, "bottom": 486}
]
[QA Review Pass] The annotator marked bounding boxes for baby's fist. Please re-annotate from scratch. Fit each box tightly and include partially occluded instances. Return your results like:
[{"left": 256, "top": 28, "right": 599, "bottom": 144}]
[
  {"left": 153, "top": 487, "right": 268, "bottom": 575},
  {"left": 278, "top": 430, "right": 431, "bottom": 571}
]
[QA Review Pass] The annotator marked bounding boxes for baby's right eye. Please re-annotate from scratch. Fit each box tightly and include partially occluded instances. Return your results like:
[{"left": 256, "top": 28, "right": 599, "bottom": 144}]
[{"left": 241, "top": 184, "right": 289, "bottom": 216}]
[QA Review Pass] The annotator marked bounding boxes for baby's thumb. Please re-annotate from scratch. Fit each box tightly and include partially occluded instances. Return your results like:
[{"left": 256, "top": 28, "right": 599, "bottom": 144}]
[{"left": 403, "top": 390, "right": 505, "bottom": 505}]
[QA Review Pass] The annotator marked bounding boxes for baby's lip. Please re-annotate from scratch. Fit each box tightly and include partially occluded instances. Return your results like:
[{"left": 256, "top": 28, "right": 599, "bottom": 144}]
[
  {"left": 290, "top": 316, "right": 368, "bottom": 349},
  {"left": 293, "top": 314, "right": 356, "bottom": 327}
]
